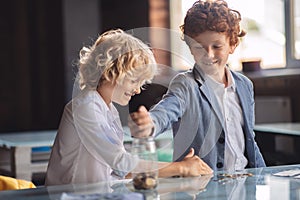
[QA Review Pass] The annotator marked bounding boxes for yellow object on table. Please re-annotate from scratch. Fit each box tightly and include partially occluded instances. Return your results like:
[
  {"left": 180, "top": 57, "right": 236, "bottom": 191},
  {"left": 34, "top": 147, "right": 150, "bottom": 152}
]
[{"left": 0, "top": 175, "right": 36, "bottom": 190}]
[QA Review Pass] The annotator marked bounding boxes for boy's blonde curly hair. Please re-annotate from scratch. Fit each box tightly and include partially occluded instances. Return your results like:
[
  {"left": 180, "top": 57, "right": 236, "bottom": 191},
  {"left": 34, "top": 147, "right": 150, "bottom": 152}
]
[{"left": 77, "top": 29, "right": 157, "bottom": 90}]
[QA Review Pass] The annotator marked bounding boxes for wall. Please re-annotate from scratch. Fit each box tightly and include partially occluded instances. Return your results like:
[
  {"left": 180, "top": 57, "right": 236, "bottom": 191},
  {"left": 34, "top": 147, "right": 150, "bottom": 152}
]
[
  {"left": 245, "top": 68, "right": 300, "bottom": 122},
  {"left": 0, "top": 0, "right": 65, "bottom": 132},
  {"left": 0, "top": 0, "right": 150, "bottom": 132}
]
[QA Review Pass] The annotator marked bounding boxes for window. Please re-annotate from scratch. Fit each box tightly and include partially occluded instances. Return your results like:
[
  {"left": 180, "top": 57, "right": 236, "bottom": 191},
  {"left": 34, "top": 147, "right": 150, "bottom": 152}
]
[
  {"left": 294, "top": 0, "right": 300, "bottom": 59},
  {"left": 170, "top": 0, "right": 300, "bottom": 71}
]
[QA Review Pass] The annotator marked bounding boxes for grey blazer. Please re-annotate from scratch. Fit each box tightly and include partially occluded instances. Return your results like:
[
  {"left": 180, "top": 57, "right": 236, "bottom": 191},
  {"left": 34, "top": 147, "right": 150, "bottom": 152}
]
[{"left": 150, "top": 65, "right": 266, "bottom": 171}]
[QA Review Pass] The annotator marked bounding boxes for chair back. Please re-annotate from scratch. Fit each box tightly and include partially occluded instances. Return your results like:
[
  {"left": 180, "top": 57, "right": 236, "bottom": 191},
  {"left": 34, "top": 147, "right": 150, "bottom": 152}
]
[{"left": 0, "top": 175, "right": 36, "bottom": 190}]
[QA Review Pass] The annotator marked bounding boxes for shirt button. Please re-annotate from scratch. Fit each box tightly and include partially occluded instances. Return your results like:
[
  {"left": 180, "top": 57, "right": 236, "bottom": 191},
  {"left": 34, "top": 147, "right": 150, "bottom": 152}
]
[
  {"left": 216, "top": 162, "right": 223, "bottom": 168},
  {"left": 218, "top": 137, "right": 225, "bottom": 144}
]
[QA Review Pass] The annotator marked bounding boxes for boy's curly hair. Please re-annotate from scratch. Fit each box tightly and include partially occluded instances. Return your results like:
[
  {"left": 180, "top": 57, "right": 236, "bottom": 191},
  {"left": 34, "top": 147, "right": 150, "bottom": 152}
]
[
  {"left": 77, "top": 29, "right": 157, "bottom": 90},
  {"left": 180, "top": 0, "right": 246, "bottom": 47}
]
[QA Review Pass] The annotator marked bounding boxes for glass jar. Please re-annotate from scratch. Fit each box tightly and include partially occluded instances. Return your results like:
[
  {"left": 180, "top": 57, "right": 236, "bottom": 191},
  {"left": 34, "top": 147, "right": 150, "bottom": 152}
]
[{"left": 131, "top": 137, "right": 158, "bottom": 190}]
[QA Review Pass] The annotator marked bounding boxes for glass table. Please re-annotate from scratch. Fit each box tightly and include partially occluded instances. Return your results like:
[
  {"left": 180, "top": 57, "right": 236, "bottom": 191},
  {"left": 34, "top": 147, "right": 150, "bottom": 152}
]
[{"left": 0, "top": 164, "right": 300, "bottom": 200}]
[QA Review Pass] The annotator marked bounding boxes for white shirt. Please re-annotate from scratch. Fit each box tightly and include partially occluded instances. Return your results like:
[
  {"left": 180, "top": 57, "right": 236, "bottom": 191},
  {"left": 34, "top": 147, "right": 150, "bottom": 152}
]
[
  {"left": 45, "top": 90, "right": 138, "bottom": 185},
  {"left": 206, "top": 67, "right": 248, "bottom": 172}
]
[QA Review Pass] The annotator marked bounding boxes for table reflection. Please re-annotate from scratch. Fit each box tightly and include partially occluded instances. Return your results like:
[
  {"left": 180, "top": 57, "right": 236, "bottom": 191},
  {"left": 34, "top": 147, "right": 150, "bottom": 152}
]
[{"left": 1, "top": 165, "right": 300, "bottom": 200}]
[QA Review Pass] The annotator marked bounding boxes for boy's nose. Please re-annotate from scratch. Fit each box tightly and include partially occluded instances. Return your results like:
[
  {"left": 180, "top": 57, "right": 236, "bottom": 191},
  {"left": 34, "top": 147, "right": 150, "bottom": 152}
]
[
  {"left": 205, "top": 47, "right": 214, "bottom": 58},
  {"left": 134, "top": 87, "right": 141, "bottom": 95}
]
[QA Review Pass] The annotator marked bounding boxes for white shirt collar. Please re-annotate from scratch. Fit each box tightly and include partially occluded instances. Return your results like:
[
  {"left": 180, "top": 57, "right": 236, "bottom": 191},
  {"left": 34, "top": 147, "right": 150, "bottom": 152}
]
[
  {"left": 225, "top": 67, "right": 236, "bottom": 92},
  {"left": 206, "top": 66, "right": 236, "bottom": 91}
]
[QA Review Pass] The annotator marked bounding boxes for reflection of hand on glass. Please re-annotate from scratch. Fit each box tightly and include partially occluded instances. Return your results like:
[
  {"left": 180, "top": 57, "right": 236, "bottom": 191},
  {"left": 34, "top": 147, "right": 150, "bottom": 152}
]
[{"left": 157, "top": 175, "right": 213, "bottom": 194}]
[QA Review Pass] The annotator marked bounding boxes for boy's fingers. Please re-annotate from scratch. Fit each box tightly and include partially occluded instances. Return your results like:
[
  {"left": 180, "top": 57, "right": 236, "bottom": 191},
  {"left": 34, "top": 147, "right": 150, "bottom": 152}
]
[
  {"left": 185, "top": 148, "right": 195, "bottom": 158},
  {"left": 138, "top": 105, "right": 148, "bottom": 112}
]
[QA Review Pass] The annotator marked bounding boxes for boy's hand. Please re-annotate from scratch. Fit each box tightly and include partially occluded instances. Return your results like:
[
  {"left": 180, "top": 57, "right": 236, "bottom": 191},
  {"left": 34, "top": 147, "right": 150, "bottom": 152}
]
[
  {"left": 180, "top": 148, "right": 213, "bottom": 177},
  {"left": 128, "top": 106, "right": 154, "bottom": 138}
]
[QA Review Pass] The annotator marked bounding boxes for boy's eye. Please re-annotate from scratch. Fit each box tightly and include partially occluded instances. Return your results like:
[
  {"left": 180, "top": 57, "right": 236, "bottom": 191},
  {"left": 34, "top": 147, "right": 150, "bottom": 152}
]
[
  {"left": 213, "top": 43, "right": 224, "bottom": 48},
  {"left": 214, "top": 45, "right": 222, "bottom": 49}
]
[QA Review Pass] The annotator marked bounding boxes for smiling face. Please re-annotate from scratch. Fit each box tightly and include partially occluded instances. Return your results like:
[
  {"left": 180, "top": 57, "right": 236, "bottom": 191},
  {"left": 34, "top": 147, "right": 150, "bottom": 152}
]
[
  {"left": 112, "top": 75, "right": 145, "bottom": 106},
  {"left": 190, "top": 31, "right": 236, "bottom": 77}
]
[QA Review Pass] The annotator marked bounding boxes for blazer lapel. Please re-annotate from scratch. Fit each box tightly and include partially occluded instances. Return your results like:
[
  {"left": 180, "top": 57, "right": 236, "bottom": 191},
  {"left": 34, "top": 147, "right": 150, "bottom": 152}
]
[
  {"left": 234, "top": 76, "right": 250, "bottom": 122},
  {"left": 193, "top": 67, "right": 225, "bottom": 129}
]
